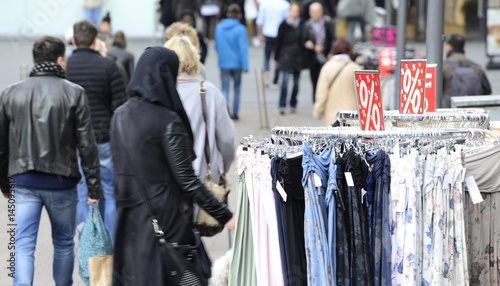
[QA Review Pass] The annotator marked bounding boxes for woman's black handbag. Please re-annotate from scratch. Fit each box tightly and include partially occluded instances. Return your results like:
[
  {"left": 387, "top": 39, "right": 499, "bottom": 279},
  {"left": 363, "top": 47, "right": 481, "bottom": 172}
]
[{"left": 116, "top": 119, "right": 212, "bottom": 285}]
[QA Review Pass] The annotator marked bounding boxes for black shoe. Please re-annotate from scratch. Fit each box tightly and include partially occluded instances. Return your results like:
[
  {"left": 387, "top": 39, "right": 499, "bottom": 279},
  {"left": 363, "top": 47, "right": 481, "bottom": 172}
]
[{"left": 231, "top": 114, "right": 239, "bottom": 120}]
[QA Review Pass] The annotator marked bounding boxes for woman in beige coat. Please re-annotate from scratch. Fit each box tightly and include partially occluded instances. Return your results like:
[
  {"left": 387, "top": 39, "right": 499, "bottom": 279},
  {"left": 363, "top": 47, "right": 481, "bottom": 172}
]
[{"left": 313, "top": 39, "right": 361, "bottom": 126}]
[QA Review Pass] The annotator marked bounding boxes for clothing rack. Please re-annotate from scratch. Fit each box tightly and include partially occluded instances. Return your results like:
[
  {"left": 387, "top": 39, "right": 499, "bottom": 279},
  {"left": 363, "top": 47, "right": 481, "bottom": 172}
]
[{"left": 336, "top": 109, "right": 490, "bottom": 129}]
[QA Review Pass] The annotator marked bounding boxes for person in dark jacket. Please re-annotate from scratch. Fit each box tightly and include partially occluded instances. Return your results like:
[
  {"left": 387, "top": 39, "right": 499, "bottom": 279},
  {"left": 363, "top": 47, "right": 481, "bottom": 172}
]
[
  {"left": 180, "top": 11, "right": 209, "bottom": 64},
  {"left": 275, "top": 2, "right": 305, "bottom": 115},
  {"left": 110, "top": 46, "right": 235, "bottom": 286},
  {"left": 303, "top": 1, "right": 336, "bottom": 103},
  {"left": 0, "top": 36, "right": 101, "bottom": 285},
  {"left": 160, "top": 0, "right": 200, "bottom": 28},
  {"left": 66, "top": 20, "right": 126, "bottom": 243},
  {"left": 107, "top": 31, "right": 135, "bottom": 88}
]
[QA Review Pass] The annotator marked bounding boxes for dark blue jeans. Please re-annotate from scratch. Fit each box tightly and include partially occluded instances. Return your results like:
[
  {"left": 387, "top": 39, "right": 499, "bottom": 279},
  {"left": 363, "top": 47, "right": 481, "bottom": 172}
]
[
  {"left": 264, "top": 36, "right": 280, "bottom": 84},
  {"left": 279, "top": 70, "right": 301, "bottom": 109},
  {"left": 220, "top": 69, "right": 242, "bottom": 117}
]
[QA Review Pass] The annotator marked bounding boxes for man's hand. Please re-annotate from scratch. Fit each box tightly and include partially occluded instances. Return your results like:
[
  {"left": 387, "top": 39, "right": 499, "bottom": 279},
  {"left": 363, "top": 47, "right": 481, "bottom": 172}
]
[
  {"left": 305, "top": 40, "right": 314, "bottom": 50},
  {"left": 225, "top": 215, "right": 236, "bottom": 231},
  {"left": 274, "top": 60, "right": 279, "bottom": 69},
  {"left": 87, "top": 198, "right": 99, "bottom": 205},
  {"left": 314, "top": 44, "right": 324, "bottom": 54},
  {"left": 258, "top": 34, "right": 265, "bottom": 44}
]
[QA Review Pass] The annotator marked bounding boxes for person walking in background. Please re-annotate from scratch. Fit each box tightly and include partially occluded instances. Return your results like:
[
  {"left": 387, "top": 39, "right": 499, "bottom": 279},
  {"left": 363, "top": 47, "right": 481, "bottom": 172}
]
[
  {"left": 180, "top": 11, "right": 209, "bottom": 64},
  {"left": 303, "top": 1, "right": 335, "bottom": 103},
  {"left": 442, "top": 34, "right": 492, "bottom": 107},
  {"left": 110, "top": 46, "right": 235, "bottom": 285},
  {"left": 83, "top": 0, "right": 105, "bottom": 27},
  {"left": 165, "top": 36, "right": 235, "bottom": 194},
  {"left": 107, "top": 31, "right": 135, "bottom": 88},
  {"left": 313, "top": 39, "right": 360, "bottom": 126},
  {"left": 220, "top": 0, "right": 247, "bottom": 26},
  {"left": 301, "top": 0, "right": 337, "bottom": 21},
  {"left": 257, "top": 0, "right": 290, "bottom": 86},
  {"left": 97, "top": 12, "right": 112, "bottom": 44},
  {"left": 337, "top": 0, "right": 375, "bottom": 43},
  {"left": 199, "top": 0, "right": 220, "bottom": 41},
  {"left": 245, "top": 0, "right": 260, "bottom": 47},
  {"left": 214, "top": 4, "right": 249, "bottom": 120},
  {"left": 0, "top": 36, "right": 101, "bottom": 286},
  {"left": 275, "top": 2, "right": 305, "bottom": 115},
  {"left": 66, "top": 20, "right": 126, "bottom": 243}
]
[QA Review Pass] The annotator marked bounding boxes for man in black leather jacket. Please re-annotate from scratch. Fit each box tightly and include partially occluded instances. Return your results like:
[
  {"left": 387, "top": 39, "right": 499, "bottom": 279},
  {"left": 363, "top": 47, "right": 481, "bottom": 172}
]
[{"left": 0, "top": 36, "right": 101, "bottom": 285}]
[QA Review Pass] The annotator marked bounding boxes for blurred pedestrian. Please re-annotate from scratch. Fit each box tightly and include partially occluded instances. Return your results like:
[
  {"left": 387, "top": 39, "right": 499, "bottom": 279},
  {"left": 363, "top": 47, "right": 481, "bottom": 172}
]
[
  {"left": 66, "top": 20, "right": 126, "bottom": 243},
  {"left": 313, "top": 39, "right": 360, "bottom": 126},
  {"left": 245, "top": 0, "right": 260, "bottom": 46},
  {"left": 275, "top": 2, "right": 305, "bottom": 115},
  {"left": 442, "top": 34, "right": 492, "bottom": 107},
  {"left": 199, "top": 0, "right": 220, "bottom": 40},
  {"left": 160, "top": 0, "right": 200, "bottom": 29},
  {"left": 164, "top": 22, "right": 208, "bottom": 79},
  {"left": 83, "top": 0, "right": 105, "bottom": 27},
  {"left": 110, "top": 46, "right": 235, "bottom": 285},
  {"left": 220, "top": 0, "right": 247, "bottom": 26},
  {"left": 301, "top": 0, "right": 337, "bottom": 21},
  {"left": 303, "top": 1, "right": 335, "bottom": 103},
  {"left": 337, "top": 0, "right": 375, "bottom": 43},
  {"left": 107, "top": 31, "right": 135, "bottom": 88},
  {"left": 214, "top": 4, "right": 249, "bottom": 120},
  {"left": 180, "top": 11, "right": 208, "bottom": 64},
  {"left": 256, "top": 0, "right": 290, "bottom": 86},
  {"left": 165, "top": 36, "right": 235, "bottom": 190},
  {"left": 97, "top": 12, "right": 112, "bottom": 44},
  {"left": 0, "top": 36, "right": 101, "bottom": 286}
]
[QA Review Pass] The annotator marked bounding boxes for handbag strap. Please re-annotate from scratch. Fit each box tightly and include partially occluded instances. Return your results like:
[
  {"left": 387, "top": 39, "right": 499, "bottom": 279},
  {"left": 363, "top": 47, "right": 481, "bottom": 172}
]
[
  {"left": 328, "top": 61, "right": 350, "bottom": 90},
  {"left": 115, "top": 117, "right": 165, "bottom": 238},
  {"left": 199, "top": 81, "right": 211, "bottom": 165}
]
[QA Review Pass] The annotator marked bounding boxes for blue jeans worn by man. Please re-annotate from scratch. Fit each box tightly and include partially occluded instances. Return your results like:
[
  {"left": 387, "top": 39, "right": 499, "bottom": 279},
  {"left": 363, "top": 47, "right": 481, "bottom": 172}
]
[
  {"left": 264, "top": 36, "right": 280, "bottom": 85},
  {"left": 220, "top": 69, "right": 242, "bottom": 120},
  {"left": 279, "top": 70, "right": 301, "bottom": 112},
  {"left": 77, "top": 142, "right": 115, "bottom": 242},
  {"left": 15, "top": 187, "right": 78, "bottom": 286}
]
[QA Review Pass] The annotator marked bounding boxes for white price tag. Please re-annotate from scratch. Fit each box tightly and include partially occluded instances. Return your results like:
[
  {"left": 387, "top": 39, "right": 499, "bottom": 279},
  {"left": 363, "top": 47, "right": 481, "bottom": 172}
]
[
  {"left": 276, "top": 181, "right": 287, "bottom": 202},
  {"left": 465, "top": 175, "right": 483, "bottom": 205},
  {"left": 313, "top": 173, "right": 322, "bottom": 187},
  {"left": 345, "top": 172, "right": 355, "bottom": 187},
  {"left": 361, "top": 188, "right": 367, "bottom": 204}
]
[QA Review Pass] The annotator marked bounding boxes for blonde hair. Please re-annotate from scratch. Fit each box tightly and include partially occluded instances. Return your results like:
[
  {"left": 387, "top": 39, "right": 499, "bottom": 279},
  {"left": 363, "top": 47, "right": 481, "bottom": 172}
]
[
  {"left": 163, "top": 22, "right": 200, "bottom": 48},
  {"left": 165, "top": 36, "right": 200, "bottom": 75}
]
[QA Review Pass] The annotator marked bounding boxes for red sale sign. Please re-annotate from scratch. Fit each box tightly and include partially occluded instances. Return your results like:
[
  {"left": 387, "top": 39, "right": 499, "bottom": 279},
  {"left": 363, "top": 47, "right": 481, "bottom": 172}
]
[
  {"left": 424, "top": 64, "right": 436, "bottom": 112},
  {"left": 354, "top": 71, "right": 384, "bottom": 131},
  {"left": 400, "top": 60, "right": 426, "bottom": 114},
  {"left": 378, "top": 49, "right": 394, "bottom": 79}
]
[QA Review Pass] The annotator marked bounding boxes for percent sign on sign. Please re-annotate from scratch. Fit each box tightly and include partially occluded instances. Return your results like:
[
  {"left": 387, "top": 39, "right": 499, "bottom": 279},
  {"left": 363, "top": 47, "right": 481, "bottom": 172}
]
[
  {"left": 354, "top": 71, "right": 384, "bottom": 131},
  {"left": 399, "top": 60, "right": 426, "bottom": 114}
]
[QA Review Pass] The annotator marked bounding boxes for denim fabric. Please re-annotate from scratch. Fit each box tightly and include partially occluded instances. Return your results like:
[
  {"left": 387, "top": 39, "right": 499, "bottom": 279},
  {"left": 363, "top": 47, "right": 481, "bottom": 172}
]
[
  {"left": 84, "top": 7, "right": 101, "bottom": 28},
  {"left": 14, "top": 186, "right": 78, "bottom": 286},
  {"left": 346, "top": 16, "right": 367, "bottom": 43},
  {"left": 302, "top": 142, "right": 332, "bottom": 285},
  {"left": 76, "top": 142, "right": 116, "bottom": 243},
  {"left": 326, "top": 149, "right": 337, "bottom": 285},
  {"left": 220, "top": 69, "right": 242, "bottom": 117},
  {"left": 264, "top": 36, "right": 280, "bottom": 83},
  {"left": 279, "top": 70, "right": 301, "bottom": 109}
]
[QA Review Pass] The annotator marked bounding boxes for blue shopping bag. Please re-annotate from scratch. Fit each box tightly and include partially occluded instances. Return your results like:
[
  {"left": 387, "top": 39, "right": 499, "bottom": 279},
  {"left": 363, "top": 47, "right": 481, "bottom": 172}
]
[{"left": 78, "top": 203, "right": 113, "bottom": 286}]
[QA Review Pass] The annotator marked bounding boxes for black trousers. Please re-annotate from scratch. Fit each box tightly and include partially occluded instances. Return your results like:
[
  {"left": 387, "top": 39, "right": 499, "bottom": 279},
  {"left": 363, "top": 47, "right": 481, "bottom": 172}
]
[{"left": 309, "top": 60, "right": 323, "bottom": 103}]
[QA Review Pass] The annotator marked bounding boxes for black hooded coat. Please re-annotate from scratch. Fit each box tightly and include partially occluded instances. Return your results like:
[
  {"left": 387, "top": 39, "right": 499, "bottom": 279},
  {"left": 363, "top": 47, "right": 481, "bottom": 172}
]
[{"left": 110, "top": 47, "right": 233, "bottom": 285}]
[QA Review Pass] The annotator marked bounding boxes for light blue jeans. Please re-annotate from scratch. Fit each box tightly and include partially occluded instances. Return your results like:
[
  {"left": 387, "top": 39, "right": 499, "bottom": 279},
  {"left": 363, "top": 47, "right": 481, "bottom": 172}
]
[
  {"left": 220, "top": 69, "right": 242, "bottom": 117},
  {"left": 84, "top": 7, "right": 101, "bottom": 27},
  {"left": 14, "top": 186, "right": 78, "bottom": 286},
  {"left": 76, "top": 142, "right": 116, "bottom": 243}
]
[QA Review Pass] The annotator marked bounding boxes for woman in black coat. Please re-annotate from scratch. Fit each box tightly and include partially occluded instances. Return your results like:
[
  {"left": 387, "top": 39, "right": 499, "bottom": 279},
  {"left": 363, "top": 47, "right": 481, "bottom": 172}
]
[
  {"left": 110, "top": 46, "right": 235, "bottom": 285},
  {"left": 274, "top": 2, "right": 305, "bottom": 114}
]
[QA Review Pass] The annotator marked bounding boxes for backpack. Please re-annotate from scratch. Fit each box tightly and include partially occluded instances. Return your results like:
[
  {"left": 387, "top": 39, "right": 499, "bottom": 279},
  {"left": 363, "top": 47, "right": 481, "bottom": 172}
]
[{"left": 446, "top": 59, "right": 483, "bottom": 97}]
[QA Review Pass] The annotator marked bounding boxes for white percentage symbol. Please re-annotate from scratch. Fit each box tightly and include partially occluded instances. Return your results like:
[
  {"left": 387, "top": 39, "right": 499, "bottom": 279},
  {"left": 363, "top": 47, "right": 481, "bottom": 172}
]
[
  {"left": 402, "top": 65, "right": 421, "bottom": 113},
  {"left": 359, "top": 78, "right": 381, "bottom": 130}
]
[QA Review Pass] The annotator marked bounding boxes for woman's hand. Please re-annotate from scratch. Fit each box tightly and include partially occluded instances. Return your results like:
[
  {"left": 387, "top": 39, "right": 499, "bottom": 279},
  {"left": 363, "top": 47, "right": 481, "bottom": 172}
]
[
  {"left": 87, "top": 197, "right": 99, "bottom": 205},
  {"left": 225, "top": 215, "right": 236, "bottom": 231}
]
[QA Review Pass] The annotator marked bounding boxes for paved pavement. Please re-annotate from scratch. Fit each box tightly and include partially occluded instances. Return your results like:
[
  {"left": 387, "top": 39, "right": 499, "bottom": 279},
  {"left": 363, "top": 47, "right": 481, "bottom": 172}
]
[{"left": 0, "top": 36, "right": 499, "bottom": 284}]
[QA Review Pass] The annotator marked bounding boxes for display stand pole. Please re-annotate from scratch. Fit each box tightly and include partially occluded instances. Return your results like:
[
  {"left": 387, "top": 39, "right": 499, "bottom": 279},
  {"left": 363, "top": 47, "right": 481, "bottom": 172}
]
[
  {"left": 394, "top": 0, "right": 408, "bottom": 111},
  {"left": 425, "top": 0, "right": 445, "bottom": 108}
]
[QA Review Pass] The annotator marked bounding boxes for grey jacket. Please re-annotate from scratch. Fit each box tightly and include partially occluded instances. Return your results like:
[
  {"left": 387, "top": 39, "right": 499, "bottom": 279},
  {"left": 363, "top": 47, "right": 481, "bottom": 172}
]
[
  {"left": 337, "top": 0, "right": 376, "bottom": 23},
  {"left": 0, "top": 73, "right": 101, "bottom": 198},
  {"left": 176, "top": 73, "right": 235, "bottom": 183}
]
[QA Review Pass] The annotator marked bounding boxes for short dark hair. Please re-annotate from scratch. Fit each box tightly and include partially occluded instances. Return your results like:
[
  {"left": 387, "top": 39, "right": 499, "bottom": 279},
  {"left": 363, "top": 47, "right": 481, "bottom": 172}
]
[
  {"left": 227, "top": 4, "right": 241, "bottom": 19},
  {"left": 32, "top": 36, "right": 65, "bottom": 65},
  {"left": 332, "top": 39, "right": 353, "bottom": 58},
  {"left": 73, "top": 20, "right": 98, "bottom": 48},
  {"left": 112, "top": 31, "right": 127, "bottom": 49}
]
